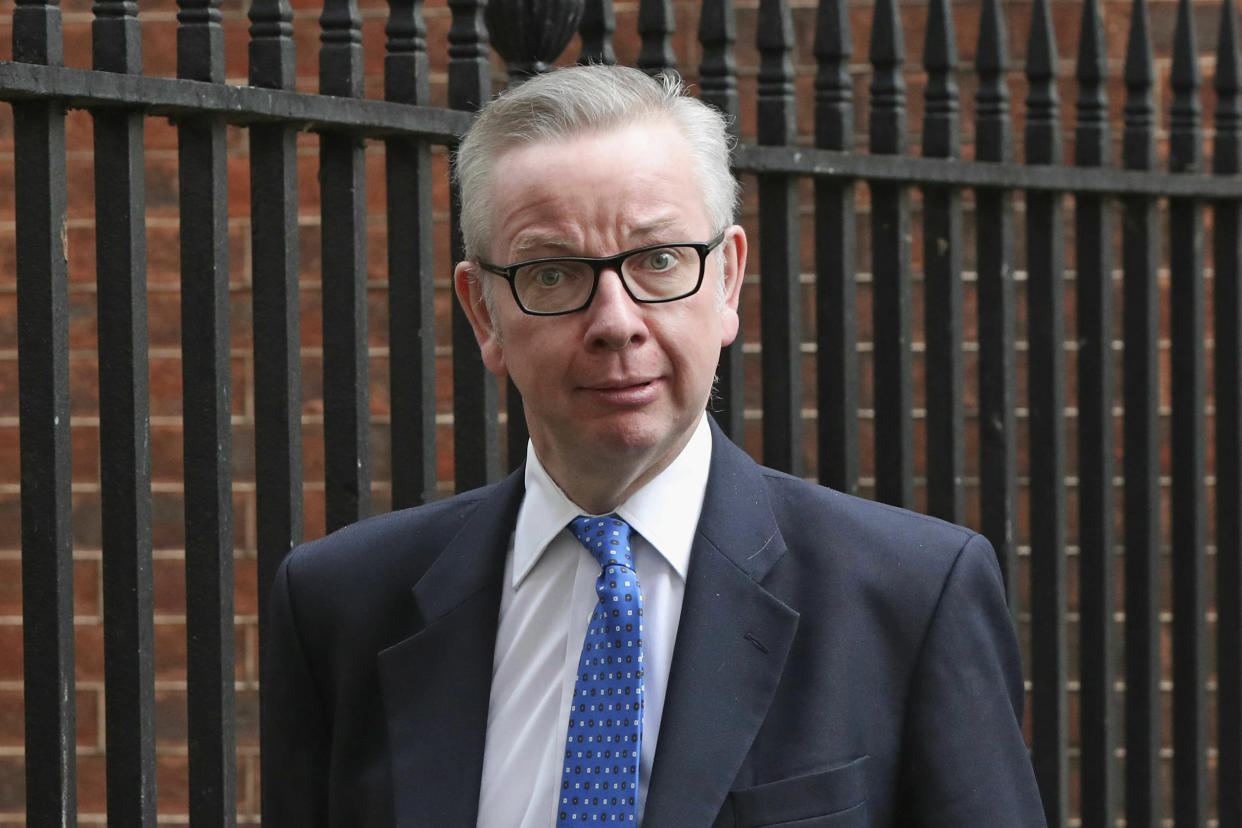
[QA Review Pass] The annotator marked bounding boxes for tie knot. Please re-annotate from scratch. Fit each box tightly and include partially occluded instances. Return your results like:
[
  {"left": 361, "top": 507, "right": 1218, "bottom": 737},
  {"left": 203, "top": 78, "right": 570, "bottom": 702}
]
[{"left": 569, "top": 514, "right": 635, "bottom": 571}]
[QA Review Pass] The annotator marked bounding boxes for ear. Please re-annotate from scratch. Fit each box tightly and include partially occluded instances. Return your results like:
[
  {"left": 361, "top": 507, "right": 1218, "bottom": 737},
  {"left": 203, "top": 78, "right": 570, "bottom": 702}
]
[
  {"left": 718, "top": 225, "right": 747, "bottom": 347},
  {"left": 453, "top": 261, "right": 509, "bottom": 379}
]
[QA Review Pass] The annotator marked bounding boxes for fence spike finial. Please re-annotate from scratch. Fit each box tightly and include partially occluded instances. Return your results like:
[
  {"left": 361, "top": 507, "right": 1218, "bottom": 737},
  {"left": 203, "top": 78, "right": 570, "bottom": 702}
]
[
  {"left": 923, "top": 0, "right": 959, "bottom": 158},
  {"left": 487, "top": 0, "right": 584, "bottom": 83},
  {"left": 92, "top": 1, "right": 141, "bottom": 73},
  {"left": 814, "top": 0, "right": 852, "bottom": 151},
  {"left": 384, "top": 1, "right": 429, "bottom": 104},
  {"left": 319, "top": 0, "right": 363, "bottom": 98},
  {"left": 1075, "top": 0, "right": 1109, "bottom": 166},
  {"left": 248, "top": 0, "right": 293, "bottom": 89},
  {"left": 579, "top": 0, "right": 616, "bottom": 65},
  {"left": 698, "top": 0, "right": 738, "bottom": 137},
  {"left": 14, "top": 0, "right": 64, "bottom": 65},
  {"left": 1123, "top": 0, "right": 1157, "bottom": 170},
  {"left": 1170, "top": 0, "right": 1202, "bottom": 172},
  {"left": 637, "top": 0, "right": 676, "bottom": 75},
  {"left": 1217, "top": 0, "right": 1242, "bottom": 100},
  {"left": 177, "top": 0, "right": 225, "bottom": 84},
  {"left": 976, "top": 0, "right": 1010, "bottom": 163},
  {"left": 1216, "top": 0, "right": 1242, "bottom": 174},
  {"left": 1025, "top": 0, "right": 1061, "bottom": 165},
  {"left": 757, "top": 0, "right": 796, "bottom": 146},
  {"left": 447, "top": 0, "right": 492, "bottom": 113},
  {"left": 869, "top": 0, "right": 906, "bottom": 156}
]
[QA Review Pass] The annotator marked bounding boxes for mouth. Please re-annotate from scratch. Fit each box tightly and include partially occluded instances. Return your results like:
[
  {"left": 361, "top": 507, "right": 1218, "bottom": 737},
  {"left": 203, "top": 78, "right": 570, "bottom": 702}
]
[
  {"left": 580, "top": 377, "right": 661, "bottom": 405},
  {"left": 585, "top": 378, "right": 656, "bottom": 391}
]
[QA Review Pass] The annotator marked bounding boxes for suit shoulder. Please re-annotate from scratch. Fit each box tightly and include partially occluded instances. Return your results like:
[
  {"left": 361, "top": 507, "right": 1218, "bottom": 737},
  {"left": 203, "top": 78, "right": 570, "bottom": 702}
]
[
  {"left": 758, "top": 467, "right": 976, "bottom": 540},
  {"left": 756, "top": 466, "right": 988, "bottom": 573},
  {"left": 279, "top": 484, "right": 498, "bottom": 588}
]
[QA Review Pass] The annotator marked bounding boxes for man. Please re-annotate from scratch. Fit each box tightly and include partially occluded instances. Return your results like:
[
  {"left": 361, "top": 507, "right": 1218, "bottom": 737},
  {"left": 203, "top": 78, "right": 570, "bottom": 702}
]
[{"left": 262, "top": 65, "right": 1046, "bottom": 827}]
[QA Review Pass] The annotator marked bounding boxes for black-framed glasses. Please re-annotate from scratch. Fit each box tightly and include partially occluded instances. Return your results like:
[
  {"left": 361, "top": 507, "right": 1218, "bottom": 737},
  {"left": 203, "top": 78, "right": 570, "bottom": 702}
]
[{"left": 476, "top": 230, "right": 727, "bottom": 316}]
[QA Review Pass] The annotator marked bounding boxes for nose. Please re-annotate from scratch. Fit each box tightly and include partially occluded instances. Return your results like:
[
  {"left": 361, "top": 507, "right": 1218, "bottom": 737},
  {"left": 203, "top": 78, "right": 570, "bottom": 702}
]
[{"left": 582, "top": 268, "right": 646, "bottom": 350}]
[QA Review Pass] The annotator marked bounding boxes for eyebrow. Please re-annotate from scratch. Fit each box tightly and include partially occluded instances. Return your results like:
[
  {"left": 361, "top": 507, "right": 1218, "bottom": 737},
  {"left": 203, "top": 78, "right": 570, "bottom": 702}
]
[
  {"left": 508, "top": 220, "right": 688, "bottom": 259},
  {"left": 510, "top": 235, "right": 576, "bottom": 257}
]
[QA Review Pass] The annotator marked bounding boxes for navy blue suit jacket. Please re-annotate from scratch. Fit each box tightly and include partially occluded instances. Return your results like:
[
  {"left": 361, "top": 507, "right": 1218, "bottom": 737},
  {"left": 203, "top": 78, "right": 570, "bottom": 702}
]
[{"left": 262, "top": 420, "right": 1046, "bottom": 826}]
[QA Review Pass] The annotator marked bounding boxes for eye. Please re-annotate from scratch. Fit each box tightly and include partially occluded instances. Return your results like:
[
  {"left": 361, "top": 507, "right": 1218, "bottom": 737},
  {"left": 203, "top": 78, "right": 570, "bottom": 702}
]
[
  {"left": 532, "top": 267, "right": 567, "bottom": 287},
  {"left": 641, "top": 249, "right": 678, "bottom": 272}
]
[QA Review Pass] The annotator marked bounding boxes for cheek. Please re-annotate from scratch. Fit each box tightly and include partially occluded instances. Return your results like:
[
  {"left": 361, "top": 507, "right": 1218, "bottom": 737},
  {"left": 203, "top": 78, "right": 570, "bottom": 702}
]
[{"left": 504, "top": 329, "right": 568, "bottom": 388}]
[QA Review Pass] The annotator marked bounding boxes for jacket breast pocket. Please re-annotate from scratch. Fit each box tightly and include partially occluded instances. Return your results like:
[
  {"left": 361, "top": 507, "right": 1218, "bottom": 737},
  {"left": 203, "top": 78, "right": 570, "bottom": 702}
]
[{"left": 727, "top": 755, "right": 869, "bottom": 828}]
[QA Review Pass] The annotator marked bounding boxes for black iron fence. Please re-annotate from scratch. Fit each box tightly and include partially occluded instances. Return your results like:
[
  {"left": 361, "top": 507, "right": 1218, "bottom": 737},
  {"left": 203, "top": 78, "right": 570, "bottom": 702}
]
[{"left": 1, "top": 0, "right": 1240, "bottom": 825}]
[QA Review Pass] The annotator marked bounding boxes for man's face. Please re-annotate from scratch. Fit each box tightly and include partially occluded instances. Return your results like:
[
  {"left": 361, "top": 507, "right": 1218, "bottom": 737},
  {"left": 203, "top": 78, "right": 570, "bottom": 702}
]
[{"left": 454, "top": 120, "right": 746, "bottom": 504}]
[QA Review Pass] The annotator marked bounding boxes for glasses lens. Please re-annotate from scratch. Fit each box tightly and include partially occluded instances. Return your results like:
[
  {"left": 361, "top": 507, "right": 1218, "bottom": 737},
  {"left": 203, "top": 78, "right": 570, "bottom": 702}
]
[
  {"left": 513, "top": 260, "right": 595, "bottom": 313},
  {"left": 621, "top": 246, "right": 701, "bottom": 300}
]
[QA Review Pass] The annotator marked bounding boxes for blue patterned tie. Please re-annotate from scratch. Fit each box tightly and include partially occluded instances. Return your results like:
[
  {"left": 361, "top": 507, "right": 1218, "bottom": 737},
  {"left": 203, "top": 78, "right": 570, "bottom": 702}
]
[{"left": 558, "top": 514, "right": 644, "bottom": 824}]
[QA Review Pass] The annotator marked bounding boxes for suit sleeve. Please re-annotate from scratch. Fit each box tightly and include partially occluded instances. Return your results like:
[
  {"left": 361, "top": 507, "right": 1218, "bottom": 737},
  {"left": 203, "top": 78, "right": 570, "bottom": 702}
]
[
  {"left": 897, "top": 533, "right": 1047, "bottom": 827},
  {"left": 261, "top": 554, "right": 331, "bottom": 827}
]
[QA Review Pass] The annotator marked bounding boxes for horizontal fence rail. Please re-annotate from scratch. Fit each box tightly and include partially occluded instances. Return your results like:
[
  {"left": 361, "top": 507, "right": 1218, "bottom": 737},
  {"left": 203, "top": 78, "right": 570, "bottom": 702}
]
[{"left": 1, "top": 0, "right": 1240, "bottom": 825}]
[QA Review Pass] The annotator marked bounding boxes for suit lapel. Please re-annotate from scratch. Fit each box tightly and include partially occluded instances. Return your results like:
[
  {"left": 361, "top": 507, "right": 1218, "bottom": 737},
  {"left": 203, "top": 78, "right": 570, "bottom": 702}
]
[
  {"left": 644, "top": 424, "right": 800, "bottom": 828},
  {"left": 377, "top": 470, "right": 525, "bottom": 828}
]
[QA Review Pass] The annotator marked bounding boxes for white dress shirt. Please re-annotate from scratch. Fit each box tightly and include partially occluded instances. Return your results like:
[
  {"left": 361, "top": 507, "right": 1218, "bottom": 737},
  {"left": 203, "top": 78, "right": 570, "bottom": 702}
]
[{"left": 476, "top": 414, "right": 713, "bottom": 828}]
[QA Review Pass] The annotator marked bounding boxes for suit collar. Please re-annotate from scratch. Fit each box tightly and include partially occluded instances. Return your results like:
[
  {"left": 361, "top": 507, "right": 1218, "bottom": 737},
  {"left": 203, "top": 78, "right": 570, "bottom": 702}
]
[
  {"left": 377, "top": 469, "right": 525, "bottom": 828},
  {"left": 644, "top": 419, "right": 800, "bottom": 828}
]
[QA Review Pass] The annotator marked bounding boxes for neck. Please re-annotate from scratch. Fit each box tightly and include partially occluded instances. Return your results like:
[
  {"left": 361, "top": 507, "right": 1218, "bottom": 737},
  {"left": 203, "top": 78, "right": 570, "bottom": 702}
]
[
  {"left": 534, "top": 430, "right": 698, "bottom": 516},
  {"left": 550, "top": 463, "right": 662, "bottom": 516}
]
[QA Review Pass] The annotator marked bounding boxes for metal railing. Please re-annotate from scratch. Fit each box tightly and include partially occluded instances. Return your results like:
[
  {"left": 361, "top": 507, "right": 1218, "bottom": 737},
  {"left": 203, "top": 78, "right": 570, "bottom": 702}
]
[{"left": 2, "top": 0, "right": 1240, "bottom": 825}]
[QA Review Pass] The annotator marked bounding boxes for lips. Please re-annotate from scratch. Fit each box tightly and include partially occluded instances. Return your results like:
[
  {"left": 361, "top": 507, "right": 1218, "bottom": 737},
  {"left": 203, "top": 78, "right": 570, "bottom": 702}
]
[
  {"left": 585, "top": 378, "right": 655, "bottom": 391},
  {"left": 580, "top": 377, "right": 661, "bottom": 405}
]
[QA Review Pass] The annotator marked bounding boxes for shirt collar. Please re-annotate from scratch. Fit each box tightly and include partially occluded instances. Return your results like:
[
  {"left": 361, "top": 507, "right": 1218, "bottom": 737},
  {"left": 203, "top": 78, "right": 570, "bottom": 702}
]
[{"left": 512, "top": 413, "right": 713, "bottom": 588}]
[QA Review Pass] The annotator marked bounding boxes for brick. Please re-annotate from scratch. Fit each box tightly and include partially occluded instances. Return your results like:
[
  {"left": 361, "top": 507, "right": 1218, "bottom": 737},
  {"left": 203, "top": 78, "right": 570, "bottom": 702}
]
[
  {"left": 154, "top": 688, "right": 187, "bottom": 748},
  {"left": 235, "top": 557, "right": 259, "bottom": 619},
  {"left": 0, "top": 627, "right": 21, "bottom": 683},
  {"left": 0, "top": 689, "right": 19, "bottom": 748},
  {"left": 0, "top": 756, "right": 23, "bottom": 812},
  {"left": 155, "top": 753, "right": 189, "bottom": 816},
  {"left": 69, "top": 355, "right": 101, "bottom": 416},
  {"left": 75, "top": 623, "right": 104, "bottom": 684}
]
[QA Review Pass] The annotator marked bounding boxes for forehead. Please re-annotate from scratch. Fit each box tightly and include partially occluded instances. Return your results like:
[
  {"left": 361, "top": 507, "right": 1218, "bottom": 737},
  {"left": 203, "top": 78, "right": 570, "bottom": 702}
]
[{"left": 487, "top": 121, "right": 710, "bottom": 257}]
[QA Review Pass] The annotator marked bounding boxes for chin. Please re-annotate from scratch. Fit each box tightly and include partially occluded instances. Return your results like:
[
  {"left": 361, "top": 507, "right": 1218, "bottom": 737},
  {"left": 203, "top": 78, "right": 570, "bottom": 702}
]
[
  {"left": 583, "top": 415, "right": 666, "bottom": 455},
  {"left": 597, "top": 410, "right": 698, "bottom": 460}
]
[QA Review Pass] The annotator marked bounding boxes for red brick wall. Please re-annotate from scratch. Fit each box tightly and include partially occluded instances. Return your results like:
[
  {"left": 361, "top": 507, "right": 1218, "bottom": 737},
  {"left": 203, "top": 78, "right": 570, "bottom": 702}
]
[{"left": 0, "top": 0, "right": 1227, "bottom": 823}]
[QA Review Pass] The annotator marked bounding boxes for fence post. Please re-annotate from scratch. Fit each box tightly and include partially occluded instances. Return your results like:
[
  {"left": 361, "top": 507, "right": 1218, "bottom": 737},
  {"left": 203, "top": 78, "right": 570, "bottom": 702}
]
[
  {"left": 448, "top": 0, "right": 499, "bottom": 491},
  {"left": 1023, "top": 1, "right": 1068, "bottom": 822},
  {"left": 1168, "top": 1, "right": 1208, "bottom": 822},
  {"left": 319, "top": 0, "right": 372, "bottom": 531},
  {"left": 384, "top": 0, "right": 439, "bottom": 506},
  {"left": 175, "top": 0, "right": 237, "bottom": 823},
  {"left": 1072, "top": 1, "right": 1119, "bottom": 823},
  {"left": 756, "top": 0, "right": 801, "bottom": 476},
  {"left": 12, "top": 0, "right": 77, "bottom": 822},
  {"left": 699, "top": 0, "right": 743, "bottom": 442},
  {"left": 92, "top": 1, "right": 158, "bottom": 823},
  {"left": 974, "top": 0, "right": 1018, "bottom": 608},
  {"left": 248, "top": 3, "right": 303, "bottom": 814},
  {"left": 1121, "top": 0, "right": 1163, "bottom": 822},
  {"left": 921, "top": 0, "right": 964, "bottom": 524},
  {"left": 868, "top": 0, "right": 912, "bottom": 506},
  {"left": 1214, "top": 1, "right": 1242, "bottom": 822},
  {"left": 813, "top": 0, "right": 857, "bottom": 495}
]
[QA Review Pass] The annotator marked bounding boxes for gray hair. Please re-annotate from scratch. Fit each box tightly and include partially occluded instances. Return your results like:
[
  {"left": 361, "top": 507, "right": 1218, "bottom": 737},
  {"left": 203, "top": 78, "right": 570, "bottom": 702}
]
[{"left": 454, "top": 64, "right": 739, "bottom": 264}]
